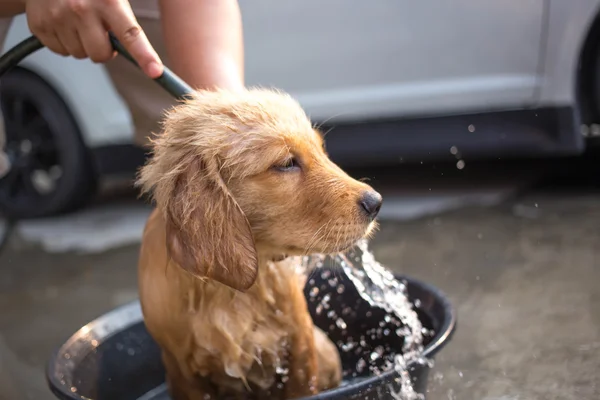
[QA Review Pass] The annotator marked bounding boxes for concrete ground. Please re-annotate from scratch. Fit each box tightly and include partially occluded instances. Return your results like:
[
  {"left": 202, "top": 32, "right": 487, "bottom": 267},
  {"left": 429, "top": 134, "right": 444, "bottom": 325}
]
[{"left": 0, "top": 157, "right": 599, "bottom": 400}]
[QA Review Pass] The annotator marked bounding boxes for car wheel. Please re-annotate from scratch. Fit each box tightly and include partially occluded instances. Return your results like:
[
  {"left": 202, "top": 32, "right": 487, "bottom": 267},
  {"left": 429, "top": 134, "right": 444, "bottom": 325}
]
[
  {"left": 592, "top": 49, "right": 600, "bottom": 121},
  {"left": 0, "top": 68, "right": 97, "bottom": 219}
]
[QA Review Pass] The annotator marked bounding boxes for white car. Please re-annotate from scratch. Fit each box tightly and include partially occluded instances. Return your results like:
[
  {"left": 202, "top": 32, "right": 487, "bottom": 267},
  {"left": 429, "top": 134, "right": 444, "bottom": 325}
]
[{"left": 1, "top": 0, "right": 600, "bottom": 218}]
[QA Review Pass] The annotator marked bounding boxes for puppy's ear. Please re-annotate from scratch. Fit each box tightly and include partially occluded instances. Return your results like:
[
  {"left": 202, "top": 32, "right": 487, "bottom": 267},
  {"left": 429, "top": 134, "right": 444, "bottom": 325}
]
[{"left": 164, "top": 157, "right": 258, "bottom": 292}]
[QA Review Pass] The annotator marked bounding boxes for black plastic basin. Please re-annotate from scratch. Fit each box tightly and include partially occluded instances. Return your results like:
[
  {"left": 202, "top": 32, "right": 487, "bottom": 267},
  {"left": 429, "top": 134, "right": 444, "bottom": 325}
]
[{"left": 47, "top": 274, "right": 456, "bottom": 400}]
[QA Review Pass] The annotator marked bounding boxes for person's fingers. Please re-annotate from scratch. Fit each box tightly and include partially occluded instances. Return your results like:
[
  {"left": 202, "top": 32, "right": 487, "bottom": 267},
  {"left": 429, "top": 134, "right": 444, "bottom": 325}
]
[
  {"left": 25, "top": 8, "right": 69, "bottom": 56},
  {"left": 42, "top": 32, "right": 70, "bottom": 57},
  {"left": 56, "top": 28, "right": 87, "bottom": 59},
  {"left": 101, "top": 2, "right": 163, "bottom": 78},
  {"left": 69, "top": 0, "right": 114, "bottom": 63},
  {"left": 77, "top": 20, "right": 114, "bottom": 63}
]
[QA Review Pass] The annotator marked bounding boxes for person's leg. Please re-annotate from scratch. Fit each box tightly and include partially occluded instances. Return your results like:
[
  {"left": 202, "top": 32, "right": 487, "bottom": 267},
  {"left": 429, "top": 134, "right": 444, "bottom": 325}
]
[
  {"left": 105, "top": 0, "right": 245, "bottom": 148},
  {"left": 104, "top": 10, "right": 176, "bottom": 148}
]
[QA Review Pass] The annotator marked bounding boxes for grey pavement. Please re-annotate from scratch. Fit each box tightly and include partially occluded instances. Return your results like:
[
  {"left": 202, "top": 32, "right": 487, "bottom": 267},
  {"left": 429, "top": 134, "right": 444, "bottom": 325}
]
[{"left": 0, "top": 159, "right": 599, "bottom": 399}]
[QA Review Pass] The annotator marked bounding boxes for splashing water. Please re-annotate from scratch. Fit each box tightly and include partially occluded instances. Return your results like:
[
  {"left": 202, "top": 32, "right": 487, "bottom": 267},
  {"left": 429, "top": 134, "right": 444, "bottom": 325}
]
[
  {"left": 336, "top": 240, "right": 423, "bottom": 353},
  {"left": 300, "top": 239, "right": 431, "bottom": 400}
]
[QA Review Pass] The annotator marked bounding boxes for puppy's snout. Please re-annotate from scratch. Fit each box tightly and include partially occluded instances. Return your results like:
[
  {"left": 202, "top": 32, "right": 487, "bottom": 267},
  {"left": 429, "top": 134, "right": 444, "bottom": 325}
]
[{"left": 359, "top": 190, "right": 383, "bottom": 220}]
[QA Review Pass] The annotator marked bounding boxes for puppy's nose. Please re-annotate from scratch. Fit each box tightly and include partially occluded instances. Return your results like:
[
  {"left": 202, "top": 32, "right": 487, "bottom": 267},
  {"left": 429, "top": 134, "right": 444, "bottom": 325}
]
[{"left": 359, "top": 190, "right": 383, "bottom": 220}]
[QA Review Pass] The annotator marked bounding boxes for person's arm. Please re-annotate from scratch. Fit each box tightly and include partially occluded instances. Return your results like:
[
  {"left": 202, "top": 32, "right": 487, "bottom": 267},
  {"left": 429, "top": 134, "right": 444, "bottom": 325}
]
[
  {"left": 0, "top": 1, "right": 25, "bottom": 17},
  {"left": 159, "top": 0, "right": 244, "bottom": 91}
]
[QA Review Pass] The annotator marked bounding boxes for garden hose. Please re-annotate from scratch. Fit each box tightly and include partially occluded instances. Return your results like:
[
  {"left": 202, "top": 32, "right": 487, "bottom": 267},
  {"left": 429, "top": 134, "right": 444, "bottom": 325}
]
[
  {"left": 0, "top": 33, "right": 194, "bottom": 255},
  {"left": 0, "top": 33, "right": 193, "bottom": 99}
]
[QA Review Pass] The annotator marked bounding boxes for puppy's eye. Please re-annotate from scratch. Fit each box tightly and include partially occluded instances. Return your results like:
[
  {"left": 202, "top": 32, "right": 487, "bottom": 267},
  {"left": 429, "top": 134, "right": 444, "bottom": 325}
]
[{"left": 273, "top": 157, "right": 300, "bottom": 172}]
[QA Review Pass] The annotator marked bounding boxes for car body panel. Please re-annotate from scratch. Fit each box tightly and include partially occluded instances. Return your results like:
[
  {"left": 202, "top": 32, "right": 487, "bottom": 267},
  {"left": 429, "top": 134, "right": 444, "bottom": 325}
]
[
  {"left": 539, "top": 0, "right": 600, "bottom": 106},
  {"left": 241, "top": 0, "right": 546, "bottom": 123}
]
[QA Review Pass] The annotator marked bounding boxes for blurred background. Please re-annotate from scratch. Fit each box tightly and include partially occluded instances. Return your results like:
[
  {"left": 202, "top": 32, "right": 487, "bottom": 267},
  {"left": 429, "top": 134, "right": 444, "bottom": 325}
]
[{"left": 1, "top": 1, "right": 599, "bottom": 399}]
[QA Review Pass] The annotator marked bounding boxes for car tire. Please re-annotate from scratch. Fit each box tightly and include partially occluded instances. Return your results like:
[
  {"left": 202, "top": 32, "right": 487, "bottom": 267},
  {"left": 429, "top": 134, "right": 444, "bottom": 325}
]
[
  {"left": 592, "top": 49, "right": 600, "bottom": 120},
  {"left": 0, "top": 68, "right": 97, "bottom": 219}
]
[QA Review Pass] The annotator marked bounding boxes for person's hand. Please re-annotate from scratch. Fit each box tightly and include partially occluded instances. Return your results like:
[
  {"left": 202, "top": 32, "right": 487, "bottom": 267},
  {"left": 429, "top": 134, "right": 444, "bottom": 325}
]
[{"left": 23, "top": 0, "right": 163, "bottom": 78}]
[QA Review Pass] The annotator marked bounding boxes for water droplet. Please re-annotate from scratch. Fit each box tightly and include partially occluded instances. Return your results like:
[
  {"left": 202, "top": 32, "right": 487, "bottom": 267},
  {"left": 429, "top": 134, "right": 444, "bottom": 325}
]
[
  {"left": 70, "top": 387, "right": 77, "bottom": 393},
  {"left": 456, "top": 160, "right": 466, "bottom": 170},
  {"left": 276, "top": 366, "right": 289, "bottom": 375},
  {"left": 336, "top": 318, "right": 347, "bottom": 330},
  {"left": 337, "top": 285, "right": 345, "bottom": 294},
  {"left": 468, "top": 124, "right": 476, "bottom": 132},
  {"left": 341, "top": 343, "right": 353, "bottom": 352},
  {"left": 309, "top": 287, "right": 319, "bottom": 297},
  {"left": 450, "top": 146, "right": 458, "bottom": 155},
  {"left": 356, "top": 358, "right": 366, "bottom": 373}
]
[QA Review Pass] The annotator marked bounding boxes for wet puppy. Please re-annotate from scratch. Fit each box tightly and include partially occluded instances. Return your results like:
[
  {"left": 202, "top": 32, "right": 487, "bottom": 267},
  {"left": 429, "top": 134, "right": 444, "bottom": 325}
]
[{"left": 137, "top": 88, "right": 382, "bottom": 399}]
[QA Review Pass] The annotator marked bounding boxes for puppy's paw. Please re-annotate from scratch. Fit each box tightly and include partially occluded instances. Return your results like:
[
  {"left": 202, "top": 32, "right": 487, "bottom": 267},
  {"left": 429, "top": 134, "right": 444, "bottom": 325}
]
[{"left": 314, "top": 326, "right": 342, "bottom": 391}]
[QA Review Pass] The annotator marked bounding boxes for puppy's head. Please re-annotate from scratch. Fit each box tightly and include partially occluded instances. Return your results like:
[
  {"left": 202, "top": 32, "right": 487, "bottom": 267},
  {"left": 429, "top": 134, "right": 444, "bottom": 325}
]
[{"left": 138, "top": 88, "right": 382, "bottom": 292}]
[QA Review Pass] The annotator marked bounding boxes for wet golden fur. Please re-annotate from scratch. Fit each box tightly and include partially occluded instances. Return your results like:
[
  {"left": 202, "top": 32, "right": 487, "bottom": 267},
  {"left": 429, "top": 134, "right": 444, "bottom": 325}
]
[{"left": 136, "top": 88, "right": 381, "bottom": 399}]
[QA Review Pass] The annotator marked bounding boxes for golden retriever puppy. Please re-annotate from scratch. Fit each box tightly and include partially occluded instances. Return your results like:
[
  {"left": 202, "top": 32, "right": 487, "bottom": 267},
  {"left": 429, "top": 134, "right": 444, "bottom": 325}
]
[{"left": 136, "top": 88, "right": 382, "bottom": 400}]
